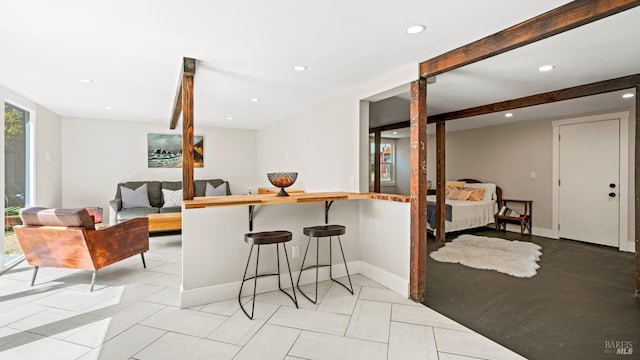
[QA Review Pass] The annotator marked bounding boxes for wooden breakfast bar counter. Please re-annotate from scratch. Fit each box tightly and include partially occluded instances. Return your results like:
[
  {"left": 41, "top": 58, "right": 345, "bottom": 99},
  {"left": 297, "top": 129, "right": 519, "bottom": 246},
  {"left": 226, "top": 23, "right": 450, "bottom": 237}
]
[{"left": 180, "top": 191, "right": 411, "bottom": 308}]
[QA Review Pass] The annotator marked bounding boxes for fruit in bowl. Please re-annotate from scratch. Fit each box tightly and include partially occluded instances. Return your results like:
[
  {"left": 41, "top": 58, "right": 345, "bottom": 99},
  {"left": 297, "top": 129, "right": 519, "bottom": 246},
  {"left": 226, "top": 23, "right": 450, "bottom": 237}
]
[{"left": 267, "top": 172, "right": 298, "bottom": 196}]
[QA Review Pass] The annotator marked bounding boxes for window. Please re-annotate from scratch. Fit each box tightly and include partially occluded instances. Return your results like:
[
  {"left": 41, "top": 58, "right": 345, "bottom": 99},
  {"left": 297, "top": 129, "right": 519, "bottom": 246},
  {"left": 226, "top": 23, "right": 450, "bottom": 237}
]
[
  {"left": 3, "top": 102, "right": 30, "bottom": 266},
  {"left": 370, "top": 139, "right": 395, "bottom": 185}
]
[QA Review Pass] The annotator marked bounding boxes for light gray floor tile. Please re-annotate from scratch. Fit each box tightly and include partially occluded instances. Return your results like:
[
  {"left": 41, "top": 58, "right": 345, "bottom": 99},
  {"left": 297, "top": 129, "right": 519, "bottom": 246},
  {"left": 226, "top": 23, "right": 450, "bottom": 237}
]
[
  {"left": 268, "top": 306, "right": 350, "bottom": 336},
  {"left": 337, "top": 274, "right": 385, "bottom": 288},
  {"left": 144, "top": 287, "right": 179, "bottom": 306},
  {"left": 284, "top": 357, "right": 307, "bottom": 360},
  {"left": 434, "top": 327, "right": 527, "bottom": 360},
  {"left": 316, "top": 283, "right": 361, "bottom": 315},
  {"left": 77, "top": 325, "right": 166, "bottom": 360},
  {"left": 6, "top": 307, "right": 103, "bottom": 340},
  {"left": 85, "top": 283, "right": 166, "bottom": 316},
  {"left": 201, "top": 297, "right": 251, "bottom": 316},
  {"left": 289, "top": 330, "right": 388, "bottom": 360},
  {"left": 149, "top": 263, "right": 182, "bottom": 275},
  {"left": 134, "top": 331, "right": 240, "bottom": 360},
  {"left": 64, "top": 301, "right": 165, "bottom": 347},
  {"left": 207, "top": 302, "right": 279, "bottom": 346},
  {"left": 345, "top": 300, "right": 391, "bottom": 343},
  {"left": 0, "top": 303, "right": 48, "bottom": 327},
  {"left": 358, "top": 286, "right": 418, "bottom": 306},
  {"left": 140, "top": 306, "right": 227, "bottom": 337},
  {"left": 392, "top": 304, "right": 470, "bottom": 331},
  {"left": 254, "top": 287, "right": 317, "bottom": 310},
  {"left": 438, "top": 353, "right": 486, "bottom": 360},
  {"left": 0, "top": 328, "right": 91, "bottom": 360},
  {"left": 234, "top": 324, "right": 301, "bottom": 360},
  {"left": 33, "top": 289, "right": 113, "bottom": 312},
  {"left": 296, "top": 279, "right": 333, "bottom": 302},
  {"left": 152, "top": 253, "right": 182, "bottom": 264},
  {"left": 388, "top": 321, "right": 438, "bottom": 360}
]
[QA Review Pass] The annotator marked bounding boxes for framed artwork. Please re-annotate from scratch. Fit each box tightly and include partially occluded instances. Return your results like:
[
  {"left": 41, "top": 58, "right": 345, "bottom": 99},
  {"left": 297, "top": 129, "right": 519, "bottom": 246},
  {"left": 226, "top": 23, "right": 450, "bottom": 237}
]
[{"left": 147, "top": 134, "right": 204, "bottom": 168}]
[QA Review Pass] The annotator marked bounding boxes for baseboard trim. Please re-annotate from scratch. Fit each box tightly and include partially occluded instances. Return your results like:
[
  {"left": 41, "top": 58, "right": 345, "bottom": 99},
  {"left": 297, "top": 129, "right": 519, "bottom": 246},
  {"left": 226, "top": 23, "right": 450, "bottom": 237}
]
[
  {"left": 357, "top": 261, "right": 409, "bottom": 298},
  {"left": 180, "top": 260, "right": 409, "bottom": 308},
  {"left": 502, "top": 223, "right": 557, "bottom": 239}
]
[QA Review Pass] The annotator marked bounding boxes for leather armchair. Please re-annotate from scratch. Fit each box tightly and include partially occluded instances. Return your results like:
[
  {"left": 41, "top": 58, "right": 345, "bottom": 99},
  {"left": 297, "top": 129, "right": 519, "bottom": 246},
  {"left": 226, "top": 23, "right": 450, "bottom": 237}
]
[{"left": 14, "top": 207, "right": 149, "bottom": 291}]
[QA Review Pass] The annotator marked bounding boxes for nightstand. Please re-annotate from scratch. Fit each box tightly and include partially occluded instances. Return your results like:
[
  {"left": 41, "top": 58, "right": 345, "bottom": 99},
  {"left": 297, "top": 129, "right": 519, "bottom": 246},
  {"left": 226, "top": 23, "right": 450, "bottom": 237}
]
[{"left": 495, "top": 199, "right": 532, "bottom": 235}]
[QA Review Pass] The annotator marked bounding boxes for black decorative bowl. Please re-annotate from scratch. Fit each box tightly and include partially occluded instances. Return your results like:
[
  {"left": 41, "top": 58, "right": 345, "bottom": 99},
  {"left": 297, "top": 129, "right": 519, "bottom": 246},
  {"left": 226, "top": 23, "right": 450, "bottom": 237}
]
[{"left": 267, "top": 172, "right": 298, "bottom": 196}]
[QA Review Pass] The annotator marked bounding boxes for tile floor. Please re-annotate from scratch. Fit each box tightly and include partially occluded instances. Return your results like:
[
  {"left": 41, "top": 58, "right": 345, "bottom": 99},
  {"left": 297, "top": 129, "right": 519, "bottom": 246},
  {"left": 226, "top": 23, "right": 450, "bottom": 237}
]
[{"left": 0, "top": 235, "right": 526, "bottom": 360}]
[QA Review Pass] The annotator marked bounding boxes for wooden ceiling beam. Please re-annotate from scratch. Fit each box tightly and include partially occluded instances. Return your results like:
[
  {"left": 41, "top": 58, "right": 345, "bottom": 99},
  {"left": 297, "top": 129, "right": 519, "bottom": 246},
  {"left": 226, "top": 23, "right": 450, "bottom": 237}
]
[
  {"left": 428, "top": 73, "right": 640, "bottom": 123},
  {"left": 419, "top": 0, "right": 640, "bottom": 77},
  {"left": 170, "top": 57, "right": 196, "bottom": 130}
]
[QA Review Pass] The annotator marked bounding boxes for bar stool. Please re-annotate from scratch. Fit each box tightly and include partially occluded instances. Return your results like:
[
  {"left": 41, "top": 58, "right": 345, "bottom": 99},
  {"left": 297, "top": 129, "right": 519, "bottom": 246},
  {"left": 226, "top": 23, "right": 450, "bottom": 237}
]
[
  {"left": 239, "top": 230, "right": 298, "bottom": 319},
  {"left": 296, "top": 225, "right": 354, "bottom": 304}
]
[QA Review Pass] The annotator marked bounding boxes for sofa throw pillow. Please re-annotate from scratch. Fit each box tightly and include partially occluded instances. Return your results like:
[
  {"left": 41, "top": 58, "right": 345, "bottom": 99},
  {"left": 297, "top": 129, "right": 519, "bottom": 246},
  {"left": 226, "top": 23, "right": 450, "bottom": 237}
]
[
  {"left": 162, "top": 188, "right": 183, "bottom": 208},
  {"left": 121, "top": 184, "right": 151, "bottom": 209},
  {"left": 445, "top": 181, "right": 465, "bottom": 189},
  {"left": 205, "top": 182, "right": 227, "bottom": 196}
]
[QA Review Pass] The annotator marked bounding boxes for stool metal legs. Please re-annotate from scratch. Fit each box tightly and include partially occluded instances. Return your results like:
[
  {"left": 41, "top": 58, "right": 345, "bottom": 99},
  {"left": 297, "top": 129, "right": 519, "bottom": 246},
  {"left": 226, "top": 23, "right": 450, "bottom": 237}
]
[
  {"left": 296, "top": 235, "right": 354, "bottom": 304},
  {"left": 239, "top": 244, "right": 298, "bottom": 320}
]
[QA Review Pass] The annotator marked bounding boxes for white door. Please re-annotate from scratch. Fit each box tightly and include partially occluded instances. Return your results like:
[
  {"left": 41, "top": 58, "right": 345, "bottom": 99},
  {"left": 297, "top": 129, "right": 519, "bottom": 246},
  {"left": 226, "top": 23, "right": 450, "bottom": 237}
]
[{"left": 558, "top": 119, "right": 619, "bottom": 247}]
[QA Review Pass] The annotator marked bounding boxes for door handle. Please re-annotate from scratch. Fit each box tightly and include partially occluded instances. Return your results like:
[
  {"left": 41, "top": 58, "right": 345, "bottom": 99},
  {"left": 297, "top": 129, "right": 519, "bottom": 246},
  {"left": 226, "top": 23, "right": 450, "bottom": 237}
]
[{"left": 609, "top": 192, "right": 616, "bottom": 198}]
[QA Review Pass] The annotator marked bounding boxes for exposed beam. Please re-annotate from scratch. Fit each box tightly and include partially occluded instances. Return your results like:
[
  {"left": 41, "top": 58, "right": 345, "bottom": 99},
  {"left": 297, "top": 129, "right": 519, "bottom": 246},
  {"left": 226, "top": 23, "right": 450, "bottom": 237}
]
[
  {"left": 635, "top": 85, "right": 640, "bottom": 295},
  {"left": 435, "top": 120, "right": 446, "bottom": 243},
  {"left": 420, "top": 0, "right": 640, "bottom": 77},
  {"left": 428, "top": 73, "right": 640, "bottom": 123},
  {"left": 170, "top": 57, "right": 197, "bottom": 130},
  {"left": 369, "top": 120, "right": 410, "bottom": 134},
  {"left": 374, "top": 131, "right": 381, "bottom": 193},
  {"left": 409, "top": 78, "right": 427, "bottom": 302}
]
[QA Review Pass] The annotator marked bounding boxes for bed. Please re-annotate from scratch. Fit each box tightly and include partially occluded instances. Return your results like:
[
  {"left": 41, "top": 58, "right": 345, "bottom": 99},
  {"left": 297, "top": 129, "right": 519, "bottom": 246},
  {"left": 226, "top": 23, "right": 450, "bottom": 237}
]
[{"left": 426, "top": 178, "right": 502, "bottom": 235}]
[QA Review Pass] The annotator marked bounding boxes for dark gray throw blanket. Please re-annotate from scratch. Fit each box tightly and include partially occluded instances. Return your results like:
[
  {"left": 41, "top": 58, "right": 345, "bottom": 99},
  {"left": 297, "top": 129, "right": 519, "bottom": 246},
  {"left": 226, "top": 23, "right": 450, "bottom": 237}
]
[{"left": 427, "top": 201, "right": 452, "bottom": 229}]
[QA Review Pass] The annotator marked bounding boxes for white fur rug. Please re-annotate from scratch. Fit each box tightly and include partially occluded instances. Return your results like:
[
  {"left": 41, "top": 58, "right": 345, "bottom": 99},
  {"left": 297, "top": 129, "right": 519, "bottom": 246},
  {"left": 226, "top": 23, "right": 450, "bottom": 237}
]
[{"left": 430, "top": 234, "right": 543, "bottom": 278}]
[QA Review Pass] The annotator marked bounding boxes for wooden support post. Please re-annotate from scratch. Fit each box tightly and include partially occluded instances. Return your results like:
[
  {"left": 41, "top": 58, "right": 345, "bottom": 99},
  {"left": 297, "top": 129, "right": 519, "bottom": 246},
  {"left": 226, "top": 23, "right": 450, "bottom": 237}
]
[
  {"left": 435, "top": 120, "right": 446, "bottom": 243},
  {"left": 180, "top": 58, "right": 196, "bottom": 200},
  {"left": 374, "top": 131, "right": 381, "bottom": 193},
  {"left": 635, "top": 85, "right": 640, "bottom": 295},
  {"left": 409, "top": 78, "right": 427, "bottom": 302}
]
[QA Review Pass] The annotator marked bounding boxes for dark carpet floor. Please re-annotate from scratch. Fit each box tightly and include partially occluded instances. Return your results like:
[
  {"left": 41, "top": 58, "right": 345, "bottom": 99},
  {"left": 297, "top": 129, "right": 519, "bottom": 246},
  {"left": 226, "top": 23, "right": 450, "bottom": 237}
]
[{"left": 424, "top": 229, "right": 640, "bottom": 360}]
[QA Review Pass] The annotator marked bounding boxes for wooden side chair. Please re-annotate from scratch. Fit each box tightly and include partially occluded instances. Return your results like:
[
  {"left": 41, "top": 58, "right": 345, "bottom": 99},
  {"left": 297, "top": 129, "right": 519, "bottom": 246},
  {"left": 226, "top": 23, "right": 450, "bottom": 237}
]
[{"left": 13, "top": 207, "right": 149, "bottom": 291}]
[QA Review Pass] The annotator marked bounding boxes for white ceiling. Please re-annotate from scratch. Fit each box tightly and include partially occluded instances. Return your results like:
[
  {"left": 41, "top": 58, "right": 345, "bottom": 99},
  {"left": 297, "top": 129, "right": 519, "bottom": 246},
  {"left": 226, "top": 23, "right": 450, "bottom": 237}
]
[
  {"left": 393, "top": 5, "right": 640, "bottom": 134},
  {"left": 0, "top": 0, "right": 577, "bottom": 129}
]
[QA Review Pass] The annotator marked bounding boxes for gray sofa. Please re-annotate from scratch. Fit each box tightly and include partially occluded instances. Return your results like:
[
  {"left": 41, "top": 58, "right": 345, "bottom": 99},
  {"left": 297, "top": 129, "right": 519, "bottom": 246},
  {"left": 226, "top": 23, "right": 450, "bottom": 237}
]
[{"left": 108, "top": 179, "right": 231, "bottom": 225}]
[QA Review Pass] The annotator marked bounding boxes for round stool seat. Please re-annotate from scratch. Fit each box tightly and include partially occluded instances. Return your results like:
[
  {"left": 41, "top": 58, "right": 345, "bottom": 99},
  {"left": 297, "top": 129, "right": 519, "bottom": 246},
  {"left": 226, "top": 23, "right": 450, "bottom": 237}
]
[
  {"left": 303, "top": 225, "right": 346, "bottom": 238},
  {"left": 244, "top": 230, "right": 292, "bottom": 245}
]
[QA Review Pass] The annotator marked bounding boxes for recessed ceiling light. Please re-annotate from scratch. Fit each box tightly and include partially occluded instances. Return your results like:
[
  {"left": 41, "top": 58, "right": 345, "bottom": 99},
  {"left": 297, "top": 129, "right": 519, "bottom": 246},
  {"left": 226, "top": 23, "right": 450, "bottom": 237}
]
[
  {"left": 226, "top": 116, "right": 233, "bottom": 120},
  {"left": 505, "top": 113, "right": 514, "bottom": 118},
  {"left": 251, "top": 98, "right": 260, "bottom": 102},
  {"left": 293, "top": 65, "right": 307, "bottom": 72},
  {"left": 538, "top": 65, "right": 555, "bottom": 72},
  {"left": 392, "top": 131, "right": 398, "bottom": 135},
  {"left": 622, "top": 93, "right": 635, "bottom": 99},
  {"left": 78, "top": 78, "right": 93, "bottom": 84},
  {"left": 406, "top": 25, "right": 426, "bottom": 34},
  {"left": 104, "top": 106, "right": 113, "bottom": 110}
]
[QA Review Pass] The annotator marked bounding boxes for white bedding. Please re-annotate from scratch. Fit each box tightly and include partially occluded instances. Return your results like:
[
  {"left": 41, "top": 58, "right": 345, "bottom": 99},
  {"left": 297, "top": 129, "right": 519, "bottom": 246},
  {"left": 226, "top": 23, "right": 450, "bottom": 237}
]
[{"left": 426, "top": 195, "right": 498, "bottom": 233}]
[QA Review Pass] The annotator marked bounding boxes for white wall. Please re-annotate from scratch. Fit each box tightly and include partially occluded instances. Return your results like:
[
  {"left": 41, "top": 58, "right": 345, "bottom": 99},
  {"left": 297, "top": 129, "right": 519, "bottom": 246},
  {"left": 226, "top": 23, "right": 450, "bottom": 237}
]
[
  {"left": 34, "top": 105, "right": 62, "bottom": 207},
  {"left": 395, "top": 137, "right": 410, "bottom": 195},
  {"left": 61, "top": 117, "right": 257, "bottom": 217},
  {"left": 256, "top": 64, "right": 418, "bottom": 193}
]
